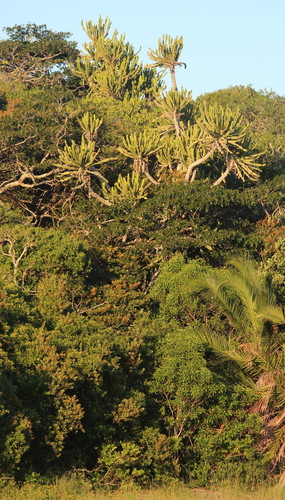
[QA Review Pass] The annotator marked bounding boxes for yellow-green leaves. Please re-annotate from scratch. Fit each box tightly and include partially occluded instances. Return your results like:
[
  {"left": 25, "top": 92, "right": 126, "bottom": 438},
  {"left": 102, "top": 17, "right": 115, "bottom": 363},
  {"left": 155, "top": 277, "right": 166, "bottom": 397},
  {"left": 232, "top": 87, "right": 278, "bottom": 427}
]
[
  {"left": 57, "top": 137, "right": 101, "bottom": 174},
  {"left": 74, "top": 18, "right": 162, "bottom": 100},
  {"left": 102, "top": 171, "right": 149, "bottom": 204},
  {"left": 148, "top": 34, "right": 184, "bottom": 67},
  {"left": 118, "top": 130, "right": 162, "bottom": 184},
  {"left": 182, "top": 103, "right": 263, "bottom": 184},
  {"left": 155, "top": 88, "right": 193, "bottom": 136},
  {"left": 197, "top": 103, "right": 249, "bottom": 154},
  {"left": 55, "top": 112, "right": 114, "bottom": 204},
  {"left": 78, "top": 111, "right": 103, "bottom": 141},
  {"left": 147, "top": 34, "right": 186, "bottom": 90},
  {"left": 118, "top": 130, "right": 162, "bottom": 161}
]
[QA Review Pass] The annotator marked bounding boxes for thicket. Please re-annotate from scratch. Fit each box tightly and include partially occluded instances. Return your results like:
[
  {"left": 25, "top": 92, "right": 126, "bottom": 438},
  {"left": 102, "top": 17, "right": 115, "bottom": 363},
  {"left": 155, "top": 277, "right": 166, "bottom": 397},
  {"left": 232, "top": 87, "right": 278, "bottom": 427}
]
[{"left": 0, "top": 18, "right": 285, "bottom": 491}]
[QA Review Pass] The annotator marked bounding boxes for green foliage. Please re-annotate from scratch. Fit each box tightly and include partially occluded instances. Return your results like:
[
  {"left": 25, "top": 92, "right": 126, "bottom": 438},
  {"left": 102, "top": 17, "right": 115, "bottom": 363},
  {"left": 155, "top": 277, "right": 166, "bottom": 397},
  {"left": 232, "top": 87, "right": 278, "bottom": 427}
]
[
  {"left": 118, "top": 130, "right": 162, "bottom": 162},
  {"left": 149, "top": 323, "right": 263, "bottom": 486},
  {"left": 188, "top": 103, "right": 263, "bottom": 184},
  {"left": 173, "top": 124, "right": 206, "bottom": 176},
  {"left": 197, "top": 86, "right": 285, "bottom": 179},
  {"left": 78, "top": 111, "right": 103, "bottom": 141},
  {"left": 151, "top": 328, "right": 214, "bottom": 439},
  {"left": 57, "top": 137, "right": 105, "bottom": 173},
  {"left": 189, "top": 257, "right": 285, "bottom": 479},
  {"left": 74, "top": 17, "right": 163, "bottom": 100},
  {"left": 190, "top": 389, "right": 263, "bottom": 486},
  {"left": 190, "top": 257, "right": 284, "bottom": 339},
  {"left": 150, "top": 255, "right": 209, "bottom": 322},
  {"left": 0, "top": 23, "right": 78, "bottom": 86},
  {"left": 55, "top": 111, "right": 115, "bottom": 204},
  {"left": 147, "top": 35, "right": 186, "bottom": 90},
  {"left": 262, "top": 237, "right": 285, "bottom": 303},
  {"left": 92, "top": 442, "right": 146, "bottom": 488},
  {"left": 0, "top": 15, "right": 285, "bottom": 491},
  {"left": 155, "top": 88, "right": 193, "bottom": 136},
  {"left": 0, "top": 223, "right": 90, "bottom": 292},
  {"left": 148, "top": 35, "right": 185, "bottom": 70},
  {"left": 118, "top": 130, "right": 162, "bottom": 183},
  {"left": 102, "top": 172, "right": 150, "bottom": 205}
]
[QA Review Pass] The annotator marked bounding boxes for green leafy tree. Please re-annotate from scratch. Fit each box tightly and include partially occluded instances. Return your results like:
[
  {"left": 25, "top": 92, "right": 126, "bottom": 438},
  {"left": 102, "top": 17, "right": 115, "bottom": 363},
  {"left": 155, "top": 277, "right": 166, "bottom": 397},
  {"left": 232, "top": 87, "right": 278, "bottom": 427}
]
[
  {"left": 151, "top": 328, "right": 213, "bottom": 441},
  {"left": 0, "top": 75, "right": 78, "bottom": 221},
  {"left": 0, "top": 23, "right": 78, "bottom": 86}
]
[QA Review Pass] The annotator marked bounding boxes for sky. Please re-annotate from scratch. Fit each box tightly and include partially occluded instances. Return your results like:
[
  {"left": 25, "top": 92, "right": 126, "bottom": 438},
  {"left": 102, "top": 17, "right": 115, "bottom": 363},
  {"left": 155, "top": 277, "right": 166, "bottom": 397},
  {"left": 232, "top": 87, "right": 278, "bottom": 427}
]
[{"left": 1, "top": 0, "right": 285, "bottom": 99}]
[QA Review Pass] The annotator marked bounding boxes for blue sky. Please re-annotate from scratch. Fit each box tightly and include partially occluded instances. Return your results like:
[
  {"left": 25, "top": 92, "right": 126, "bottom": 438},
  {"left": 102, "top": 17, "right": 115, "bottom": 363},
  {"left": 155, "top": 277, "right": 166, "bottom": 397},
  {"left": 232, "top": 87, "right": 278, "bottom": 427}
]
[{"left": 1, "top": 0, "right": 284, "bottom": 99}]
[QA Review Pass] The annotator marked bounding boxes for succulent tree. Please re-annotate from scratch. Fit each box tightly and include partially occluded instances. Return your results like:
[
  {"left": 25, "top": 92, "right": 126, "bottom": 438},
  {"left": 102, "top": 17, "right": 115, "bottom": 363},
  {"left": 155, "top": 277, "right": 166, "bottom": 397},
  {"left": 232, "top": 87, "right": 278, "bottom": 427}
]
[
  {"left": 147, "top": 34, "right": 186, "bottom": 91},
  {"left": 118, "top": 130, "right": 162, "bottom": 184},
  {"left": 175, "top": 125, "right": 207, "bottom": 181},
  {"left": 55, "top": 111, "right": 115, "bottom": 205},
  {"left": 155, "top": 88, "right": 193, "bottom": 136},
  {"left": 184, "top": 104, "right": 263, "bottom": 184},
  {"left": 73, "top": 17, "right": 162, "bottom": 100},
  {"left": 102, "top": 171, "right": 149, "bottom": 205},
  {"left": 156, "top": 135, "right": 178, "bottom": 175}
]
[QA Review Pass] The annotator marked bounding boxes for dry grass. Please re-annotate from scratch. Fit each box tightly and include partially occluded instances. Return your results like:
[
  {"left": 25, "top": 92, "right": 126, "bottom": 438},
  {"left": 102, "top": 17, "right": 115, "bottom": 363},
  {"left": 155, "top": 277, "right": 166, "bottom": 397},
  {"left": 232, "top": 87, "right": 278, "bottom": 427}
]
[{"left": 1, "top": 477, "right": 285, "bottom": 500}]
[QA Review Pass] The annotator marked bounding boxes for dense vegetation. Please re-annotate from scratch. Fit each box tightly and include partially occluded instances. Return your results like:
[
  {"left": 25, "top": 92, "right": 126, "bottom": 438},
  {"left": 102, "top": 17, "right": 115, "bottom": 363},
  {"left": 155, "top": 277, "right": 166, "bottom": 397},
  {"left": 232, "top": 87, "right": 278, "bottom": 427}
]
[{"left": 0, "top": 18, "right": 285, "bottom": 492}]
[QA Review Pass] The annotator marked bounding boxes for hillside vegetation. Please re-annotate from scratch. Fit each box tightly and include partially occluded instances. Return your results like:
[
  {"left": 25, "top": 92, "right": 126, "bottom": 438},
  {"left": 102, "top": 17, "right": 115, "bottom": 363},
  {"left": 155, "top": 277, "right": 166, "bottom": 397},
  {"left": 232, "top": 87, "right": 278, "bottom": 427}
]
[{"left": 0, "top": 18, "right": 285, "bottom": 493}]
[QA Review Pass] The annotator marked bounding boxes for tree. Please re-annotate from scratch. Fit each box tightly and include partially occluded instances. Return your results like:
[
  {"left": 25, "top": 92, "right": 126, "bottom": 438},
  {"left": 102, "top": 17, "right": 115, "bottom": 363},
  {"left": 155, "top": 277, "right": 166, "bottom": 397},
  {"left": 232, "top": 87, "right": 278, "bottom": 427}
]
[
  {"left": 102, "top": 171, "right": 150, "bottom": 205},
  {"left": 192, "top": 258, "right": 285, "bottom": 485},
  {"left": 151, "top": 328, "right": 213, "bottom": 441},
  {"left": 55, "top": 111, "right": 116, "bottom": 205},
  {"left": 155, "top": 88, "right": 193, "bottom": 137},
  {"left": 73, "top": 17, "right": 163, "bottom": 100},
  {"left": 0, "top": 73, "right": 79, "bottom": 221},
  {"left": 174, "top": 125, "right": 206, "bottom": 181},
  {"left": 118, "top": 130, "right": 162, "bottom": 184},
  {"left": 147, "top": 35, "right": 186, "bottom": 91},
  {"left": 197, "top": 86, "right": 285, "bottom": 180},
  {"left": 184, "top": 104, "right": 263, "bottom": 184},
  {"left": 0, "top": 23, "right": 78, "bottom": 86}
]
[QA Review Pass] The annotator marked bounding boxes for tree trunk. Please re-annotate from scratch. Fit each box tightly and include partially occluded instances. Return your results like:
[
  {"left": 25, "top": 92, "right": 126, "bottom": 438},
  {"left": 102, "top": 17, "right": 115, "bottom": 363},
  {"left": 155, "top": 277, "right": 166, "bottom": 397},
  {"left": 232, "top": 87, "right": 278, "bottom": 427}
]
[
  {"left": 141, "top": 158, "right": 159, "bottom": 185},
  {"left": 190, "top": 168, "right": 197, "bottom": 182},
  {"left": 173, "top": 110, "right": 181, "bottom": 137},
  {"left": 184, "top": 148, "right": 215, "bottom": 182},
  {"left": 170, "top": 67, "right": 177, "bottom": 91},
  {"left": 88, "top": 187, "right": 113, "bottom": 206},
  {"left": 211, "top": 163, "right": 232, "bottom": 187},
  {"left": 144, "top": 170, "right": 159, "bottom": 185}
]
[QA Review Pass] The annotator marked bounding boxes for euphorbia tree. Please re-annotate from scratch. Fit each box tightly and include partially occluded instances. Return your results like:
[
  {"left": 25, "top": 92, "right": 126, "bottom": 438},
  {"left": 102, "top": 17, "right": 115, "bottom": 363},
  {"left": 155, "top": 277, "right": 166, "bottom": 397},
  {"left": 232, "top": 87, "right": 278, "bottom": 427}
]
[
  {"left": 174, "top": 125, "right": 206, "bottom": 181},
  {"left": 184, "top": 103, "right": 263, "bottom": 184},
  {"left": 147, "top": 34, "right": 186, "bottom": 91},
  {"left": 55, "top": 111, "right": 115, "bottom": 205},
  {"left": 74, "top": 17, "right": 162, "bottom": 100},
  {"left": 155, "top": 88, "right": 193, "bottom": 136},
  {"left": 118, "top": 130, "right": 162, "bottom": 184}
]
